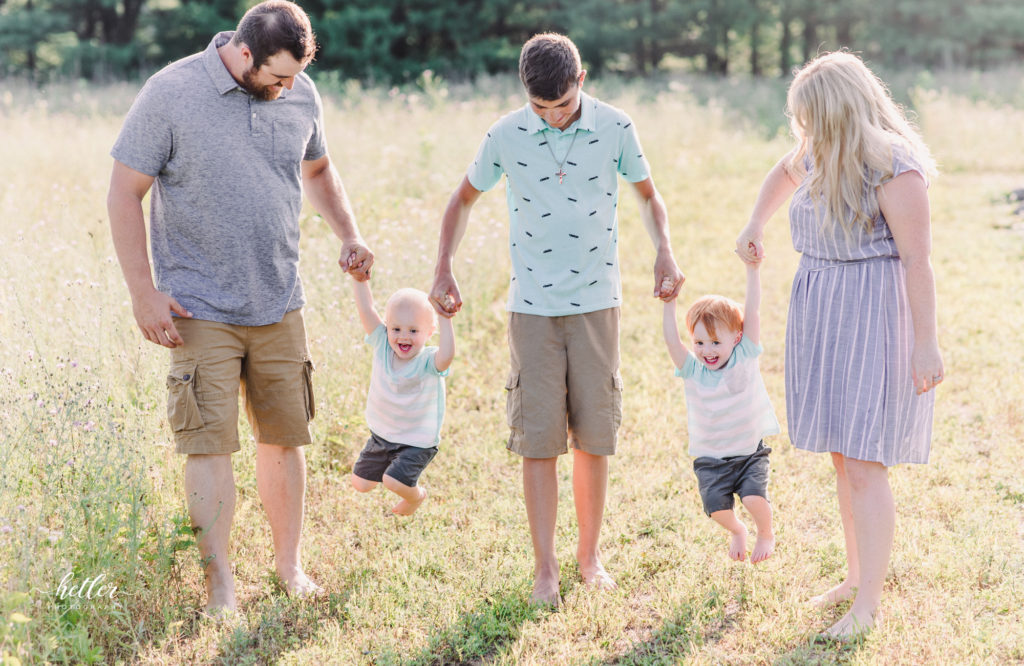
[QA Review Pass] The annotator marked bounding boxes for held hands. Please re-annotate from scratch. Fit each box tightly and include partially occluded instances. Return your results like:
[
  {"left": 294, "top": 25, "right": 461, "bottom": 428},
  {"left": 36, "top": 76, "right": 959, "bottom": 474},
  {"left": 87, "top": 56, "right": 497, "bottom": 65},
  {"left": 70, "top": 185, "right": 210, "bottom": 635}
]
[
  {"left": 339, "top": 239, "right": 374, "bottom": 281},
  {"left": 911, "top": 343, "right": 945, "bottom": 395},
  {"left": 654, "top": 250, "right": 685, "bottom": 301},
  {"left": 132, "top": 288, "right": 192, "bottom": 348},
  {"left": 735, "top": 228, "right": 764, "bottom": 265},
  {"left": 429, "top": 270, "right": 461, "bottom": 318}
]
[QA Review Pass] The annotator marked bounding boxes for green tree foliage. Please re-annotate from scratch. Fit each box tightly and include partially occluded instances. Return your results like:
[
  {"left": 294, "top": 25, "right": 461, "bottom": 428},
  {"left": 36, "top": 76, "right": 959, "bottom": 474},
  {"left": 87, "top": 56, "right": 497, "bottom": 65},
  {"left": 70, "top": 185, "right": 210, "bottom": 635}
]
[{"left": 2, "top": 0, "right": 1024, "bottom": 81}]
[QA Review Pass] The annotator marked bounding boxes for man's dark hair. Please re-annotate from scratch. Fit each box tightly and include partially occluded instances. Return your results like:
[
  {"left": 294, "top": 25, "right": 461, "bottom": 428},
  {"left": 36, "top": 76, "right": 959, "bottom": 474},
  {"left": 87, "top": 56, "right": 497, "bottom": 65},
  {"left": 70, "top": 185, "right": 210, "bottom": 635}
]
[
  {"left": 233, "top": 0, "right": 316, "bottom": 69},
  {"left": 518, "top": 33, "right": 582, "bottom": 101}
]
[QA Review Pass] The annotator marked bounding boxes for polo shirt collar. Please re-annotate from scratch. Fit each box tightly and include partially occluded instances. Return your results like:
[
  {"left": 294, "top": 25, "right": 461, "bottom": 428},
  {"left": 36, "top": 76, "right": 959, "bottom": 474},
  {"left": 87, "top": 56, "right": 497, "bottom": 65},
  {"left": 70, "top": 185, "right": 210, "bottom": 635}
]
[
  {"left": 204, "top": 31, "right": 244, "bottom": 95},
  {"left": 526, "top": 91, "right": 596, "bottom": 134}
]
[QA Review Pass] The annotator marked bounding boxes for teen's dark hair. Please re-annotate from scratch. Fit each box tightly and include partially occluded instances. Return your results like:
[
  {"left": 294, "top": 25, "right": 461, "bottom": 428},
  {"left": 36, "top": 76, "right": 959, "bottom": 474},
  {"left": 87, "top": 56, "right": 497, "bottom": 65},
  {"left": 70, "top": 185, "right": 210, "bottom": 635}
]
[
  {"left": 518, "top": 33, "right": 582, "bottom": 101},
  {"left": 233, "top": 0, "right": 316, "bottom": 69}
]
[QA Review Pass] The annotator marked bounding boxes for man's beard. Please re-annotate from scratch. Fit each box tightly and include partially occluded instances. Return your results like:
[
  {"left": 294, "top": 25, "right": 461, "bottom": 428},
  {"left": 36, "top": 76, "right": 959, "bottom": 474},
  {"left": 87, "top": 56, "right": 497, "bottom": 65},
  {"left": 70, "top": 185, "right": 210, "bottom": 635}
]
[{"left": 241, "top": 66, "right": 283, "bottom": 101}]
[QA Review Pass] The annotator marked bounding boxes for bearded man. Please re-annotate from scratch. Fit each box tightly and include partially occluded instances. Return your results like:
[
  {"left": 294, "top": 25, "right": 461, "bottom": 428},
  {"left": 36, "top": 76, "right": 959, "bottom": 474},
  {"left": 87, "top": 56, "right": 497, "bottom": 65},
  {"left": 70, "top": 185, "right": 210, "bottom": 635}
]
[{"left": 107, "top": 0, "right": 371, "bottom": 614}]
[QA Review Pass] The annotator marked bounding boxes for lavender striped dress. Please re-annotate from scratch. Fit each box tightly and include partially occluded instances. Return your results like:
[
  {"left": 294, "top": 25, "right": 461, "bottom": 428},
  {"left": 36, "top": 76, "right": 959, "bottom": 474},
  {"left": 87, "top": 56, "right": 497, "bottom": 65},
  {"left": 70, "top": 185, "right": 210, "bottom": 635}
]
[{"left": 785, "top": 147, "right": 934, "bottom": 466}]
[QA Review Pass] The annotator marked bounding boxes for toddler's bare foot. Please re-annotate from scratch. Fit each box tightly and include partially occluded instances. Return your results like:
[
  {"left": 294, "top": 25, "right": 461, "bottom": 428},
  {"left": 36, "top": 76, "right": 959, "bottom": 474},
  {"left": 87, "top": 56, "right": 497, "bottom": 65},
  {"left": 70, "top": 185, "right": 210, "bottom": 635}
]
[
  {"left": 391, "top": 486, "right": 427, "bottom": 516},
  {"left": 750, "top": 534, "right": 775, "bottom": 563},
  {"left": 809, "top": 579, "right": 858, "bottom": 608},
  {"left": 822, "top": 608, "right": 878, "bottom": 641},
  {"left": 531, "top": 567, "right": 561, "bottom": 606},
  {"left": 728, "top": 528, "right": 748, "bottom": 561}
]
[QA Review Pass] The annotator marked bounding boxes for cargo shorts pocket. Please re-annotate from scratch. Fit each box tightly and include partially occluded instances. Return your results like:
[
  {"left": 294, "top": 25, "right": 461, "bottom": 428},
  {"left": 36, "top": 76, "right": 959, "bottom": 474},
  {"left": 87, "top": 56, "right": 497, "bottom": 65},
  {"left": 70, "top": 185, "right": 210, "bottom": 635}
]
[
  {"left": 611, "top": 373, "right": 624, "bottom": 430},
  {"left": 505, "top": 371, "right": 522, "bottom": 433},
  {"left": 167, "top": 362, "right": 204, "bottom": 432},
  {"left": 302, "top": 357, "right": 316, "bottom": 422}
]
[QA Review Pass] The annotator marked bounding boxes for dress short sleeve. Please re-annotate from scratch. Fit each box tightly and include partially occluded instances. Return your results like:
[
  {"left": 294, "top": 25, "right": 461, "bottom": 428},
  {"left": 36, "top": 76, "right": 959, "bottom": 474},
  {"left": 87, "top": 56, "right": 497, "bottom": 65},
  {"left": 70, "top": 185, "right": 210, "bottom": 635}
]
[{"left": 880, "top": 144, "right": 928, "bottom": 188}]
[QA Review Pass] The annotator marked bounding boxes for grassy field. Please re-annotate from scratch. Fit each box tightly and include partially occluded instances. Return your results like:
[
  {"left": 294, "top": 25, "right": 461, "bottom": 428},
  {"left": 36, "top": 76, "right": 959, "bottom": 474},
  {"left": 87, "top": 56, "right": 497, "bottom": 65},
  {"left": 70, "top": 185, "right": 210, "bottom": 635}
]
[{"left": 1, "top": 70, "right": 1023, "bottom": 665}]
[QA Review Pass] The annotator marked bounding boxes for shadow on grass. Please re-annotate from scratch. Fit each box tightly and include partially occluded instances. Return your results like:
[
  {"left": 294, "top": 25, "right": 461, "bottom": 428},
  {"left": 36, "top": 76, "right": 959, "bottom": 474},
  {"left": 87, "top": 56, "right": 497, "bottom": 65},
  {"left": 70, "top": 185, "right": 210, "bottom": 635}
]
[
  {"left": 591, "top": 598, "right": 719, "bottom": 665},
  {"left": 212, "top": 589, "right": 351, "bottom": 665},
  {"left": 770, "top": 637, "right": 865, "bottom": 666},
  {"left": 594, "top": 590, "right": 866, "bottom": 666},
  {"left": 382, "top": 588, "right": 545, "bottom": 666}
]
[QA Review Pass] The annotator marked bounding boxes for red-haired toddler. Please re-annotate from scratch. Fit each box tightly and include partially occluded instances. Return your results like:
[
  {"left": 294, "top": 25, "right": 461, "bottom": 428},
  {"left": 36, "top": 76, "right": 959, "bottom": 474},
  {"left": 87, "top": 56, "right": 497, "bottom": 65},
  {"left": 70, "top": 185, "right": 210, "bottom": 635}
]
[{"left": 662, "top": 258, "right": 780, "bottom": 562}]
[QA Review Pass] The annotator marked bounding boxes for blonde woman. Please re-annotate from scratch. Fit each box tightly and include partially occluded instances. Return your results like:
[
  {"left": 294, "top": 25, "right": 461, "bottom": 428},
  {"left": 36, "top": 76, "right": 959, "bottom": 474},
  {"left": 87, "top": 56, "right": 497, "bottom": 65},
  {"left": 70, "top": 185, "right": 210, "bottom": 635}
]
[{"left": 736, "top": 52, "right": 943, "bottom": 640}]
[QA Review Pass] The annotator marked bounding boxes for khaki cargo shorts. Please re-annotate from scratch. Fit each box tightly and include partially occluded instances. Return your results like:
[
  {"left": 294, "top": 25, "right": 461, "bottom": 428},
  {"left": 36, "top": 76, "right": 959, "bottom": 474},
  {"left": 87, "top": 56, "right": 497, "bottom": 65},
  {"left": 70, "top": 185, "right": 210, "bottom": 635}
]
[
  {"left": 505, "top": 307, "right": 623, "bottom": 459},
  {"left": 166, "top": 308, "right": 315, "bottom": 455}
]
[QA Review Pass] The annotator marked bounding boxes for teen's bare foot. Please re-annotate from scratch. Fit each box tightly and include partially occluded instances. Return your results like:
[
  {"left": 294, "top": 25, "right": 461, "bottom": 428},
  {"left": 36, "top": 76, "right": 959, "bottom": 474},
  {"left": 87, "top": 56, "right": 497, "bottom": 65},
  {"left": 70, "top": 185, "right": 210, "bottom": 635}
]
[
  {"left": 750, "top": 534, "right": 774, "bottom": 563},
  {"left": 809, "top": 579, "right": 858, "bottom": 608},
  {"left": 728, "top": 528, "right": 748, "bottom": 561},
  {"left": 391, "top": 486, "right": 427, "bottom": 516},
  {"left": 281, "top": 570, "right": 323, "bottom": 599}
]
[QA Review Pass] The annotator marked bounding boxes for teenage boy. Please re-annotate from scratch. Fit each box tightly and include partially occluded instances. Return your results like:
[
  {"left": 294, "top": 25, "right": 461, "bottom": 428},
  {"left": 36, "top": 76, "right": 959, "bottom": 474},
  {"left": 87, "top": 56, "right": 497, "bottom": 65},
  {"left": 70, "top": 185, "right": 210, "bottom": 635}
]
[{"left": 429, "top": 33, "right": 684, "bottom": 605}]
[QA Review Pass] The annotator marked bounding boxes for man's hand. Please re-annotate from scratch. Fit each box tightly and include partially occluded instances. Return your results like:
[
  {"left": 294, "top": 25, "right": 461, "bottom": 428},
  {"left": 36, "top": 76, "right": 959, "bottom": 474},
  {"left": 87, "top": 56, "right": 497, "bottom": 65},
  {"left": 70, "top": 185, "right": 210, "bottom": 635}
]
[
  {"left": 654, "top": 249, "right": 685, "bottom": 301},
  {"left": 429, "top": 269, "right": 462, "bottom": 318},
  {"left": 132, "top": 288, "right": 192, "bottom": 348},
  {"left": 339, "top": 240, "right": 374, "bottom": 281}
]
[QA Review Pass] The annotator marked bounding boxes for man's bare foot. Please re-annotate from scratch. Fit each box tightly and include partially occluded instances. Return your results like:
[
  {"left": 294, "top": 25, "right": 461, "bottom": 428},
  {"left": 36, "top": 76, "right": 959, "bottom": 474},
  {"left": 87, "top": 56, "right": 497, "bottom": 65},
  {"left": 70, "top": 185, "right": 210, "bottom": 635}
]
[
  {"left": 750, "top": 534, "right": 774, "bottom": 563},
  {"left": 728, "top": 528, "right": 748, "bottom": 561},
  {"left": 391, "top": 486, "right": 427, "bottom": 516},
  {"left": 204, "top": 568, "right": 237, "bottom": 615},
  {"left": 200, "top": 603, "right": 239, "bottom": 624},
  {"left": 822, "top": 608, "right": 878, "bottom": 641},
  {"left": 809, "top": 579, "right": 858, "bottom": 608},
  {"left": 531, "top": 566, "right": 561, "bottom": 606}
]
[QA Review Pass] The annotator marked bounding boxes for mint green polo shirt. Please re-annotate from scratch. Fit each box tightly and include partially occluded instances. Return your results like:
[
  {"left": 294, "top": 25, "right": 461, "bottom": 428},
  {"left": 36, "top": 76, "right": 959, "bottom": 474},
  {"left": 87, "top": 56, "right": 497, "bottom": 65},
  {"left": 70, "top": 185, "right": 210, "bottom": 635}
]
[{"left": 467, "top": 92, "right": 650, "bottom": 316}]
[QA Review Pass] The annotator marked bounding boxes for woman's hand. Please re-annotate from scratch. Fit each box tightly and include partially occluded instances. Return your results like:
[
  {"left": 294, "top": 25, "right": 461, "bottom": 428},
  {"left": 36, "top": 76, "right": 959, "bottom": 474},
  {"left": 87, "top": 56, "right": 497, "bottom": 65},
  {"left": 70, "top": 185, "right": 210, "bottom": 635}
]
[
  {"left": 735, "top": 226, "right": 765, "bottom": 265},
  {"left": 911, "top": 342, "right": 945, "bottom": 394}
]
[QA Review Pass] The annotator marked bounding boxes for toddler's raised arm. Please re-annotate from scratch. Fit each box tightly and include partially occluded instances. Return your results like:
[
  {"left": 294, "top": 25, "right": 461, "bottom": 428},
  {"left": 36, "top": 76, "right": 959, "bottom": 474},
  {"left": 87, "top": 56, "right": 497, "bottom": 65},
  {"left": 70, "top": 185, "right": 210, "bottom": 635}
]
[
  {"left": 662, "top": 296, "right": 689, "bottom": 370},
  {"left": 351, "top": 279, "right": 385, "bottom": 336},
  {"left": 743, "top": 262, "right": 761, "bottom": 346},
  {"left": 434, "top": 315, "right": 455, "bottom": 372}
]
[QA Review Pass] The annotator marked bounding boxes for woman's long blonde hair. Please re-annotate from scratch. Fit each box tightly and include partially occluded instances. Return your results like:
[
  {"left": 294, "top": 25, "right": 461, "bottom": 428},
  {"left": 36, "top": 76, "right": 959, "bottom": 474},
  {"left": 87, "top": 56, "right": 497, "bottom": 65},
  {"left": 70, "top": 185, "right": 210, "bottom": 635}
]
[{"left": 786, "top": 51, "right": 936, "bottom": 235}]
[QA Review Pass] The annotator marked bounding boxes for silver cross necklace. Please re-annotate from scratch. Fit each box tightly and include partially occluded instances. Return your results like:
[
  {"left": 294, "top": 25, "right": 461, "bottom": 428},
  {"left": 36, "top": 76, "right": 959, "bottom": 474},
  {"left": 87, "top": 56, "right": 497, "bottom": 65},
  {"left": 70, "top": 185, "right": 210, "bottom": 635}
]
[{"left": 544, "top": 130, "right": 579, "bottom": 185}]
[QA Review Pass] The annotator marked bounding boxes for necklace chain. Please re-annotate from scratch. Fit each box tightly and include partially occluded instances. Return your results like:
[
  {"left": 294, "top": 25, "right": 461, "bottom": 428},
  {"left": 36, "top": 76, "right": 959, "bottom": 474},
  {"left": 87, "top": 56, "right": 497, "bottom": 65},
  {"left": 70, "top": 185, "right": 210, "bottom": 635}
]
[{"left": 543, "top": 130, "right": 579, "bottom": 184}]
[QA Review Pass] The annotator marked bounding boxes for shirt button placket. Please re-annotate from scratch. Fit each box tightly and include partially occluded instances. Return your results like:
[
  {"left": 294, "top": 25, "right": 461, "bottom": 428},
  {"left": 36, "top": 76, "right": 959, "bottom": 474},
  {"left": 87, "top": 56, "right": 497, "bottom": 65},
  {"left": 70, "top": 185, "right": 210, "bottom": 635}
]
[{"left": 249, "top": 97, "right": 259, "bottom": 135}]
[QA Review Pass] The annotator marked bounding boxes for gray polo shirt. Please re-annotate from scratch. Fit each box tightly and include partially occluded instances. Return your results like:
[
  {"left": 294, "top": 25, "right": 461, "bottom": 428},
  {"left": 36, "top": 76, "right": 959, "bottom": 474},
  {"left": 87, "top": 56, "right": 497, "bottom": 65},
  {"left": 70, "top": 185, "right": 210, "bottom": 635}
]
[{"left": 111, "top": 31, "right": 327, "bottom": 326}]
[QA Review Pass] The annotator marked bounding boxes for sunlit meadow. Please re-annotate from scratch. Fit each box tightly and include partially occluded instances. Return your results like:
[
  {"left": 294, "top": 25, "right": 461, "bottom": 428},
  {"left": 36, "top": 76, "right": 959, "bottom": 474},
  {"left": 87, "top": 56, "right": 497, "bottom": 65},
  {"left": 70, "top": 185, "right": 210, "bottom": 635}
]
[{"left": 1, "top": 69, "right": 1023, "bottom": 664}]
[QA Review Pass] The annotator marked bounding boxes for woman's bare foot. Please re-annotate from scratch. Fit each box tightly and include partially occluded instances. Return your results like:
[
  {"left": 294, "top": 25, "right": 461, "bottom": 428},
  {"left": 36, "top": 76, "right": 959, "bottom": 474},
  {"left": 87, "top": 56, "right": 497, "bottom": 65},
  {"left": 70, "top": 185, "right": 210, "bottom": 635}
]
[
  {"left": 750, "top": 534, "right": 775, "bottom": 563},
  {"left": 531, "top": 566, "right": 561, "bottom": 606},
  {"left": 391, "top": 486, "right": 427, "bottom": 516},
  {"left": 809, "top": 579, "right": 858, "bottom": 608},
  {"left": 728, "top": 528, "right": 748, "bottom": 561},
  {"left": 822, "top": 608, "right": 878, "bottom": 641},
  {"left": 580, "top": 562, "right": 617, "bottom": 590}
]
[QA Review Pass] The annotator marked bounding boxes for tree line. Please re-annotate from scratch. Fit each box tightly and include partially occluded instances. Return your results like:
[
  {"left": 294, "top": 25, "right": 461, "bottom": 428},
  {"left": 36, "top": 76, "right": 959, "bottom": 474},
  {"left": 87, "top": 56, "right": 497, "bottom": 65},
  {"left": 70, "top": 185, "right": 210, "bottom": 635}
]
[{"left": 2, "top": 0, "right": 1024, "bottom": 82}]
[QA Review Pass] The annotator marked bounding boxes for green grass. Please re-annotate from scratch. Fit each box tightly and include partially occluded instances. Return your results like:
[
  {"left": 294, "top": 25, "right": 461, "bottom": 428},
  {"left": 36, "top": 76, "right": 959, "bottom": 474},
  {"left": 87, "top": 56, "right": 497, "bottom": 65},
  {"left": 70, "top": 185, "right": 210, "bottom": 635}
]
[{"left": 1, "top": 71, "right": 1023, "bottom": 664}]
